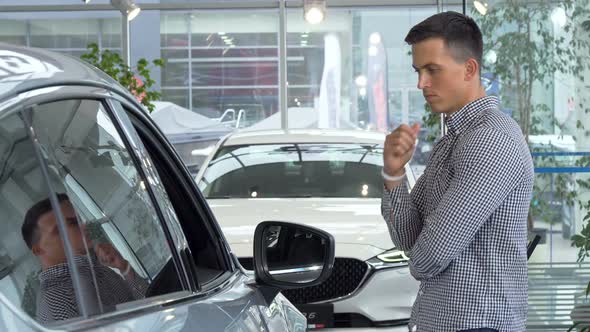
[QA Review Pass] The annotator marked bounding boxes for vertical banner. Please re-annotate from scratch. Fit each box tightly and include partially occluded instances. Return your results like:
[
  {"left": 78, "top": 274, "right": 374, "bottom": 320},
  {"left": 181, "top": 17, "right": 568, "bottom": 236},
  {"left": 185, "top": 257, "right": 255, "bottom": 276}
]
[
  {"left": 367, "top": 33, "right": 389, "bottom": 132},
  {"left": 318, "top": 33, "right": 341, "bottom": 128}
]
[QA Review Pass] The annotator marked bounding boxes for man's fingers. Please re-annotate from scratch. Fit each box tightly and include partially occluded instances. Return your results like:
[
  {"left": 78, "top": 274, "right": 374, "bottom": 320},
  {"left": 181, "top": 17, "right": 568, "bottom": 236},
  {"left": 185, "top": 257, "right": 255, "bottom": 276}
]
[
  {"left": 391, "top": 140, "right": 414, "bottom": 155},
  {"left": 386, "top": 133, "right": 417, "bottom": 152},
  {"left": 397, "top": 124, "right": 419, "bottom": 137}
]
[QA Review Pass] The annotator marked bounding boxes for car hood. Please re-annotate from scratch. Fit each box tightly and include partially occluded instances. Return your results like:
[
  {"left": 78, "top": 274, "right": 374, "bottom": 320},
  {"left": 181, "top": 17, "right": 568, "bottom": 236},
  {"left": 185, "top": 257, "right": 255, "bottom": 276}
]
[{"left": 208, "top": 198, "right": 394, "bottom": 261}]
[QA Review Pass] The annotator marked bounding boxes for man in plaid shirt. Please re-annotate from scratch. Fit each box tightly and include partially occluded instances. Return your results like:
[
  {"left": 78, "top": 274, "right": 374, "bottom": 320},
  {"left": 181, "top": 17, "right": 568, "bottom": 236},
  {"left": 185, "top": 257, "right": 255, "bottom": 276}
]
[
  {"left": 381, "top": 12, "right": 534, "bottom": 332},
  {"left": 22, "top": 194, "right": 147, "bottom": 322}
]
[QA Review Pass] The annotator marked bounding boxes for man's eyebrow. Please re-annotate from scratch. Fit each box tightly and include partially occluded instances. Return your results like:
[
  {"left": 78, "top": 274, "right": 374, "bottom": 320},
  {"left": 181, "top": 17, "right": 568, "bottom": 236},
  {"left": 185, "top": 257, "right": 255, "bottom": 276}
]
[
  {"left": 412, "top": 63, "right": 440, "bottom": 70},
  {"left": 66, "top": 216, "right": 78, "bottom": 223}
]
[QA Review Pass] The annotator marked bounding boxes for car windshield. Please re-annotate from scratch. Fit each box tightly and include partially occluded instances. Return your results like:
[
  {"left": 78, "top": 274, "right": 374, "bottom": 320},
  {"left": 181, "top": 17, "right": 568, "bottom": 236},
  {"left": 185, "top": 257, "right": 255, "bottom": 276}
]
[{"left": 199, "top": 143, "right": 385, "bottom": 198}]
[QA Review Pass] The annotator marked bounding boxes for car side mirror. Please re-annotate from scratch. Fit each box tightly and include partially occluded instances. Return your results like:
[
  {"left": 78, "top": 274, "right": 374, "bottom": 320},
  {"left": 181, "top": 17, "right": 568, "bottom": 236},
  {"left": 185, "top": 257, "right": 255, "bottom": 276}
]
[{"left": 253, "top": 221, "right": 335, "bottom": 289}]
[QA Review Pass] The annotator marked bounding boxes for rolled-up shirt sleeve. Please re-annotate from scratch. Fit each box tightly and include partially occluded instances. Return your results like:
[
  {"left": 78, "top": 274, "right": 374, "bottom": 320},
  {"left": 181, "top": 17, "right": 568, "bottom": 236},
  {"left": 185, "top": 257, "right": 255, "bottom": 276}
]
[
  {"left": 408, "top": 129, "right": 525, "bottom": 280},
  {"left": 381, "top": 173, "right": 426, "bottom": 252}
]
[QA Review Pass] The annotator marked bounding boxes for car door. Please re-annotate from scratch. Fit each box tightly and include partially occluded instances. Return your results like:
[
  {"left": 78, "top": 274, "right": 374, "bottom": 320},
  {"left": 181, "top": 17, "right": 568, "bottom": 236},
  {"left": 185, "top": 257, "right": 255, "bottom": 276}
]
[
  {"left": 107, "top": 96, "right": 305, "bottom": 332},
  {"left": 0, "top": 85, "right": 300, "bottom": 332},
  {"left": 0, "top": 89, "right": 193, "bottom": 332}
]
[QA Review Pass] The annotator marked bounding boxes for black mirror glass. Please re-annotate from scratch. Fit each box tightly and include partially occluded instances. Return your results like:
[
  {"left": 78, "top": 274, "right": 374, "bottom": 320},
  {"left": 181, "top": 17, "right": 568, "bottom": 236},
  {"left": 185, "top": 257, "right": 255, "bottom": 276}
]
[{"left": 262, "top": 224, "right": 327, "bottom": 284}]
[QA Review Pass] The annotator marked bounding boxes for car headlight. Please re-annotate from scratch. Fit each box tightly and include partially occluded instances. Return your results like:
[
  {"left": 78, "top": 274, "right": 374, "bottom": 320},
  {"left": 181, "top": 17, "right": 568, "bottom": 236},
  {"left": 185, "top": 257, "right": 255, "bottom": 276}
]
[{"left": 367, "top": 249, "right": 409, "bottom": 270}]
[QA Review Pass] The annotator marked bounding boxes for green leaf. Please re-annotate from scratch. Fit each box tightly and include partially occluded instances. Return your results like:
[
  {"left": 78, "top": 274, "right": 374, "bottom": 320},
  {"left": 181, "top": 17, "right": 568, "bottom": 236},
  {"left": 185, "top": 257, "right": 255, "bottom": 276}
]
[
  {"left": 79, "top": 42, "right": 163, "bottom": 112},
  {"left": 573, "top": 234, "right": 587, "bottom": 247}
]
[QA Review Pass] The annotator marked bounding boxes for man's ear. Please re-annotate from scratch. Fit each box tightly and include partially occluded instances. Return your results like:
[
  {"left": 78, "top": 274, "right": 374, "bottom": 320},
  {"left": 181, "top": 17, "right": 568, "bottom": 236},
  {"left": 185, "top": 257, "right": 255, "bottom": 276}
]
[
  {"left": 464, "top": 58, "right": 479, "bottom": 81},
  {"left": 32, "top": 244, "right": 43, "bottom": 257}
]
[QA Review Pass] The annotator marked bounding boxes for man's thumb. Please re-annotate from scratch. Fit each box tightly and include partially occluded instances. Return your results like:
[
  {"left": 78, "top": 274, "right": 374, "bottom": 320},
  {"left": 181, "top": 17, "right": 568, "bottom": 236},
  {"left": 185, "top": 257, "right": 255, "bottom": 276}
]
[{"left": 411, "top": 123, "right": 421, "bottom": 136}]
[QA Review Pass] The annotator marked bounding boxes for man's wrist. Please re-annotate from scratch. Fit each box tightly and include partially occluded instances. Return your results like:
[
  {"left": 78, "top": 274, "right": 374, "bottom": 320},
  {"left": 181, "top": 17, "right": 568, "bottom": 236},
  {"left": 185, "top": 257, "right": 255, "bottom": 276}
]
[
  {"left": 121, "top": 261, "right": 131, "bottom": 277},
  {"left": 382, "top": 168, "right": 406, "bottom": 181},
  {"left": 382, "top": 168, "right": 406, "bottom": 190}
]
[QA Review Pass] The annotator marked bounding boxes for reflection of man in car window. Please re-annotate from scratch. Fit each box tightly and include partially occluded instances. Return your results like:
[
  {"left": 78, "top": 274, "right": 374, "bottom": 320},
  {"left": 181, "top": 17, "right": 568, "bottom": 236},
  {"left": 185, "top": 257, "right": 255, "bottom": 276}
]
[{"left": 21, "top": 194, "right": 147, "bottom": 323}]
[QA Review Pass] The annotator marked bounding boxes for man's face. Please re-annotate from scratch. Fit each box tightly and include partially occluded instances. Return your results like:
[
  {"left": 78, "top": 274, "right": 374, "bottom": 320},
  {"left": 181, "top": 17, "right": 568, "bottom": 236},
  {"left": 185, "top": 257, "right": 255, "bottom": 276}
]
[
  {"left": 411, "top": 37, "right": 470, "bottom": 115},
  {"left": 33, "top": 200, "right": 91, "bottom": 266}
]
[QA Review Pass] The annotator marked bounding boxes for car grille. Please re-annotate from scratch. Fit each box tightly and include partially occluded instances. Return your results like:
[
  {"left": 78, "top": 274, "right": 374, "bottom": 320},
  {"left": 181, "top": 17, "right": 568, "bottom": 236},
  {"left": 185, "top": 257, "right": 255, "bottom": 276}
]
[{"left": 238, "top": 257, "right": 369, "bottom": 303}]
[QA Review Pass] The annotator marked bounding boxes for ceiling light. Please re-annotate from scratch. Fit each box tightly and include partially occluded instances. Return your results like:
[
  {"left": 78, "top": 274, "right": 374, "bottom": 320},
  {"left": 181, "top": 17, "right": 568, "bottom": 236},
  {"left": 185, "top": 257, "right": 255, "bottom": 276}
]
[
  {"left": 111, "top": 0, "right": 141, "bottom": 21},
  {"left": 218, "top": 32, "right": 226, "bottom": 35},
  {"left": 369, "top": 32, "right": 381, "bottom": 45},
  {"left": 473, "top": 1, "right": 488, "bottom": 15},
  {"left": 304, "top": 0, "right": 326, "bottom": 25},
  {"left": 355, "top": 75, "right": 367, "bottom": 87}
]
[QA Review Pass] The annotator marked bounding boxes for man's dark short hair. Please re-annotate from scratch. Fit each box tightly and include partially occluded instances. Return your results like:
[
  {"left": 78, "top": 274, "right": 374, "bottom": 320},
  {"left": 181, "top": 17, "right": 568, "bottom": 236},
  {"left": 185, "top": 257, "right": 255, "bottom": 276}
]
[
  {"left": 22, "top": 193, "right": 69, "bottom": 249},
  {"left": 405, "top": 11, "right": 483, "bottom": 71}
]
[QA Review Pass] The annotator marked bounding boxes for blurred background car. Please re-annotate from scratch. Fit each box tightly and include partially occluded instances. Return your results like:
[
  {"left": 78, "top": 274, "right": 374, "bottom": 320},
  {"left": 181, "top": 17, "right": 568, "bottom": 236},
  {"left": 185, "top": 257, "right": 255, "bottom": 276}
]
[{"left": 196, "top": 129, "right": 420, "bottom": 330}]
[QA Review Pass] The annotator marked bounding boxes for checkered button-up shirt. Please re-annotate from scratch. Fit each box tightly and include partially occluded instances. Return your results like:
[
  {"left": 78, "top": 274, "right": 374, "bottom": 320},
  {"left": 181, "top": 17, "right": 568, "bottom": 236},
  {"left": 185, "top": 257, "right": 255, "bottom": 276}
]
[
  {"left": 382, "top": 96, "right": 534, "bottom": 332},
  {"left": 36, "top": 255, "right": 148, "bottom": 323}
]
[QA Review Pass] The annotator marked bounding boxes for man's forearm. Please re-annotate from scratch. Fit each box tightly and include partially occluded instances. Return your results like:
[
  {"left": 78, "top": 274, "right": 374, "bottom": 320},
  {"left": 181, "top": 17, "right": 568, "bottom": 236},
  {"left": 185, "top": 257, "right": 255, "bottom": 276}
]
[{"left": 382, "top": 182, "right": 424, "bottom": 251}]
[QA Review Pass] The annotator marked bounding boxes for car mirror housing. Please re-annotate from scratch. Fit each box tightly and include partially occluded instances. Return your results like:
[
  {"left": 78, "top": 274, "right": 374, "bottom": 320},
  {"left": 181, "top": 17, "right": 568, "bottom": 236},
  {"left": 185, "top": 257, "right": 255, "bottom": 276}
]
[{"left": 253, "top": 221, "right": 335, "bottom": 289}]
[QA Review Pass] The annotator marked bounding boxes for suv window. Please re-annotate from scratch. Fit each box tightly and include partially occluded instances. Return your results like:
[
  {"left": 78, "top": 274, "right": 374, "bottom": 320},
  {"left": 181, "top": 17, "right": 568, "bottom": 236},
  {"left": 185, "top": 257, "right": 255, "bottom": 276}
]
[{"left": 0, "top": 98, "right": 184, "bottom": 326}]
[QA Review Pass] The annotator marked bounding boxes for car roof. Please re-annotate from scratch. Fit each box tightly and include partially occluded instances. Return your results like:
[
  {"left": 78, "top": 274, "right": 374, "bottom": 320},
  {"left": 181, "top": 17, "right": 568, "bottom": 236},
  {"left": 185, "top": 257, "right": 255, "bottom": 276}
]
[
  {"left": 0, "top": 43, "right": 128, "bottom": 102},
  {"left": 223, "top": 129, "right": 386, "bottom": 146}
]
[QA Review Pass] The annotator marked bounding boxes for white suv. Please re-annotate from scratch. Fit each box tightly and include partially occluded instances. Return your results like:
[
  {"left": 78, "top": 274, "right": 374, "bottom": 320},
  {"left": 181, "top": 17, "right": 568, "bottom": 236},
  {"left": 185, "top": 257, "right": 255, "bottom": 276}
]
[{"left": 196, "top": 129, "right": 420, "bottom": 330}]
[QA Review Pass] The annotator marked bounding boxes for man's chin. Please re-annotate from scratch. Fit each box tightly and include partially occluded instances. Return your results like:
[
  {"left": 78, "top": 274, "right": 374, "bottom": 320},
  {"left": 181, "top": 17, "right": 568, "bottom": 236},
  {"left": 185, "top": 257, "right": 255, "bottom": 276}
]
[
  {"left": 428, "top": 105, "right": 445, "bottom": 114},
  {"left": 427, "top": 103, "right": 452, "bottom": 115}
]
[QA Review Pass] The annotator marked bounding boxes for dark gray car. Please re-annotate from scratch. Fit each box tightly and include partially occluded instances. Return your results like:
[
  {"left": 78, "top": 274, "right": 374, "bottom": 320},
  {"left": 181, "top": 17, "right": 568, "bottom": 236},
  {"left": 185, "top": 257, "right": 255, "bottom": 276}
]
[{"left": 0, "top": 43, "right": 334, "bottom": 332}]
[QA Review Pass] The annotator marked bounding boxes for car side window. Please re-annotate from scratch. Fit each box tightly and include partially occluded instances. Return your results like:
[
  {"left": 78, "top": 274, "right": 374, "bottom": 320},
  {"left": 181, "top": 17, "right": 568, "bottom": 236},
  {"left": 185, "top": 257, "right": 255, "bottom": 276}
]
[
  {"left": 0, "top": 108, "right": 80, "bottom": 325},
  {"left": 115, "top": 101, "right": 230, "bottom": 285},
  {"left": 0, "top": 98, "right": 186, "bottom": 326}
]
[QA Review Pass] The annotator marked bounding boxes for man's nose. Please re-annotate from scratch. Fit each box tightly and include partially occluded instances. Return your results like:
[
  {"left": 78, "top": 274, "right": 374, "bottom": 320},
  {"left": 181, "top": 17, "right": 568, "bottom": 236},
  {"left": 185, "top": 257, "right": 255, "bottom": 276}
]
[{"left": 417, "top": 74, "right": 430, "bottom": 90}]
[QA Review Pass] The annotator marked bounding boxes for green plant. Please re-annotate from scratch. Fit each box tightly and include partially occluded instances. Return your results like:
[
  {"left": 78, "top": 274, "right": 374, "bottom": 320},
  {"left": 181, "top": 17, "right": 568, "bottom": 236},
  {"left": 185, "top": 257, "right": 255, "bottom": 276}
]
[
  {"left": 469, "top": 0, "right": 590, "bottom": 329},
  {"left": 80, "top": 43, "right": 164, "bottom": 113},
  {"left": 470, "top": 0, "right": 590, "bottom": 228}
]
